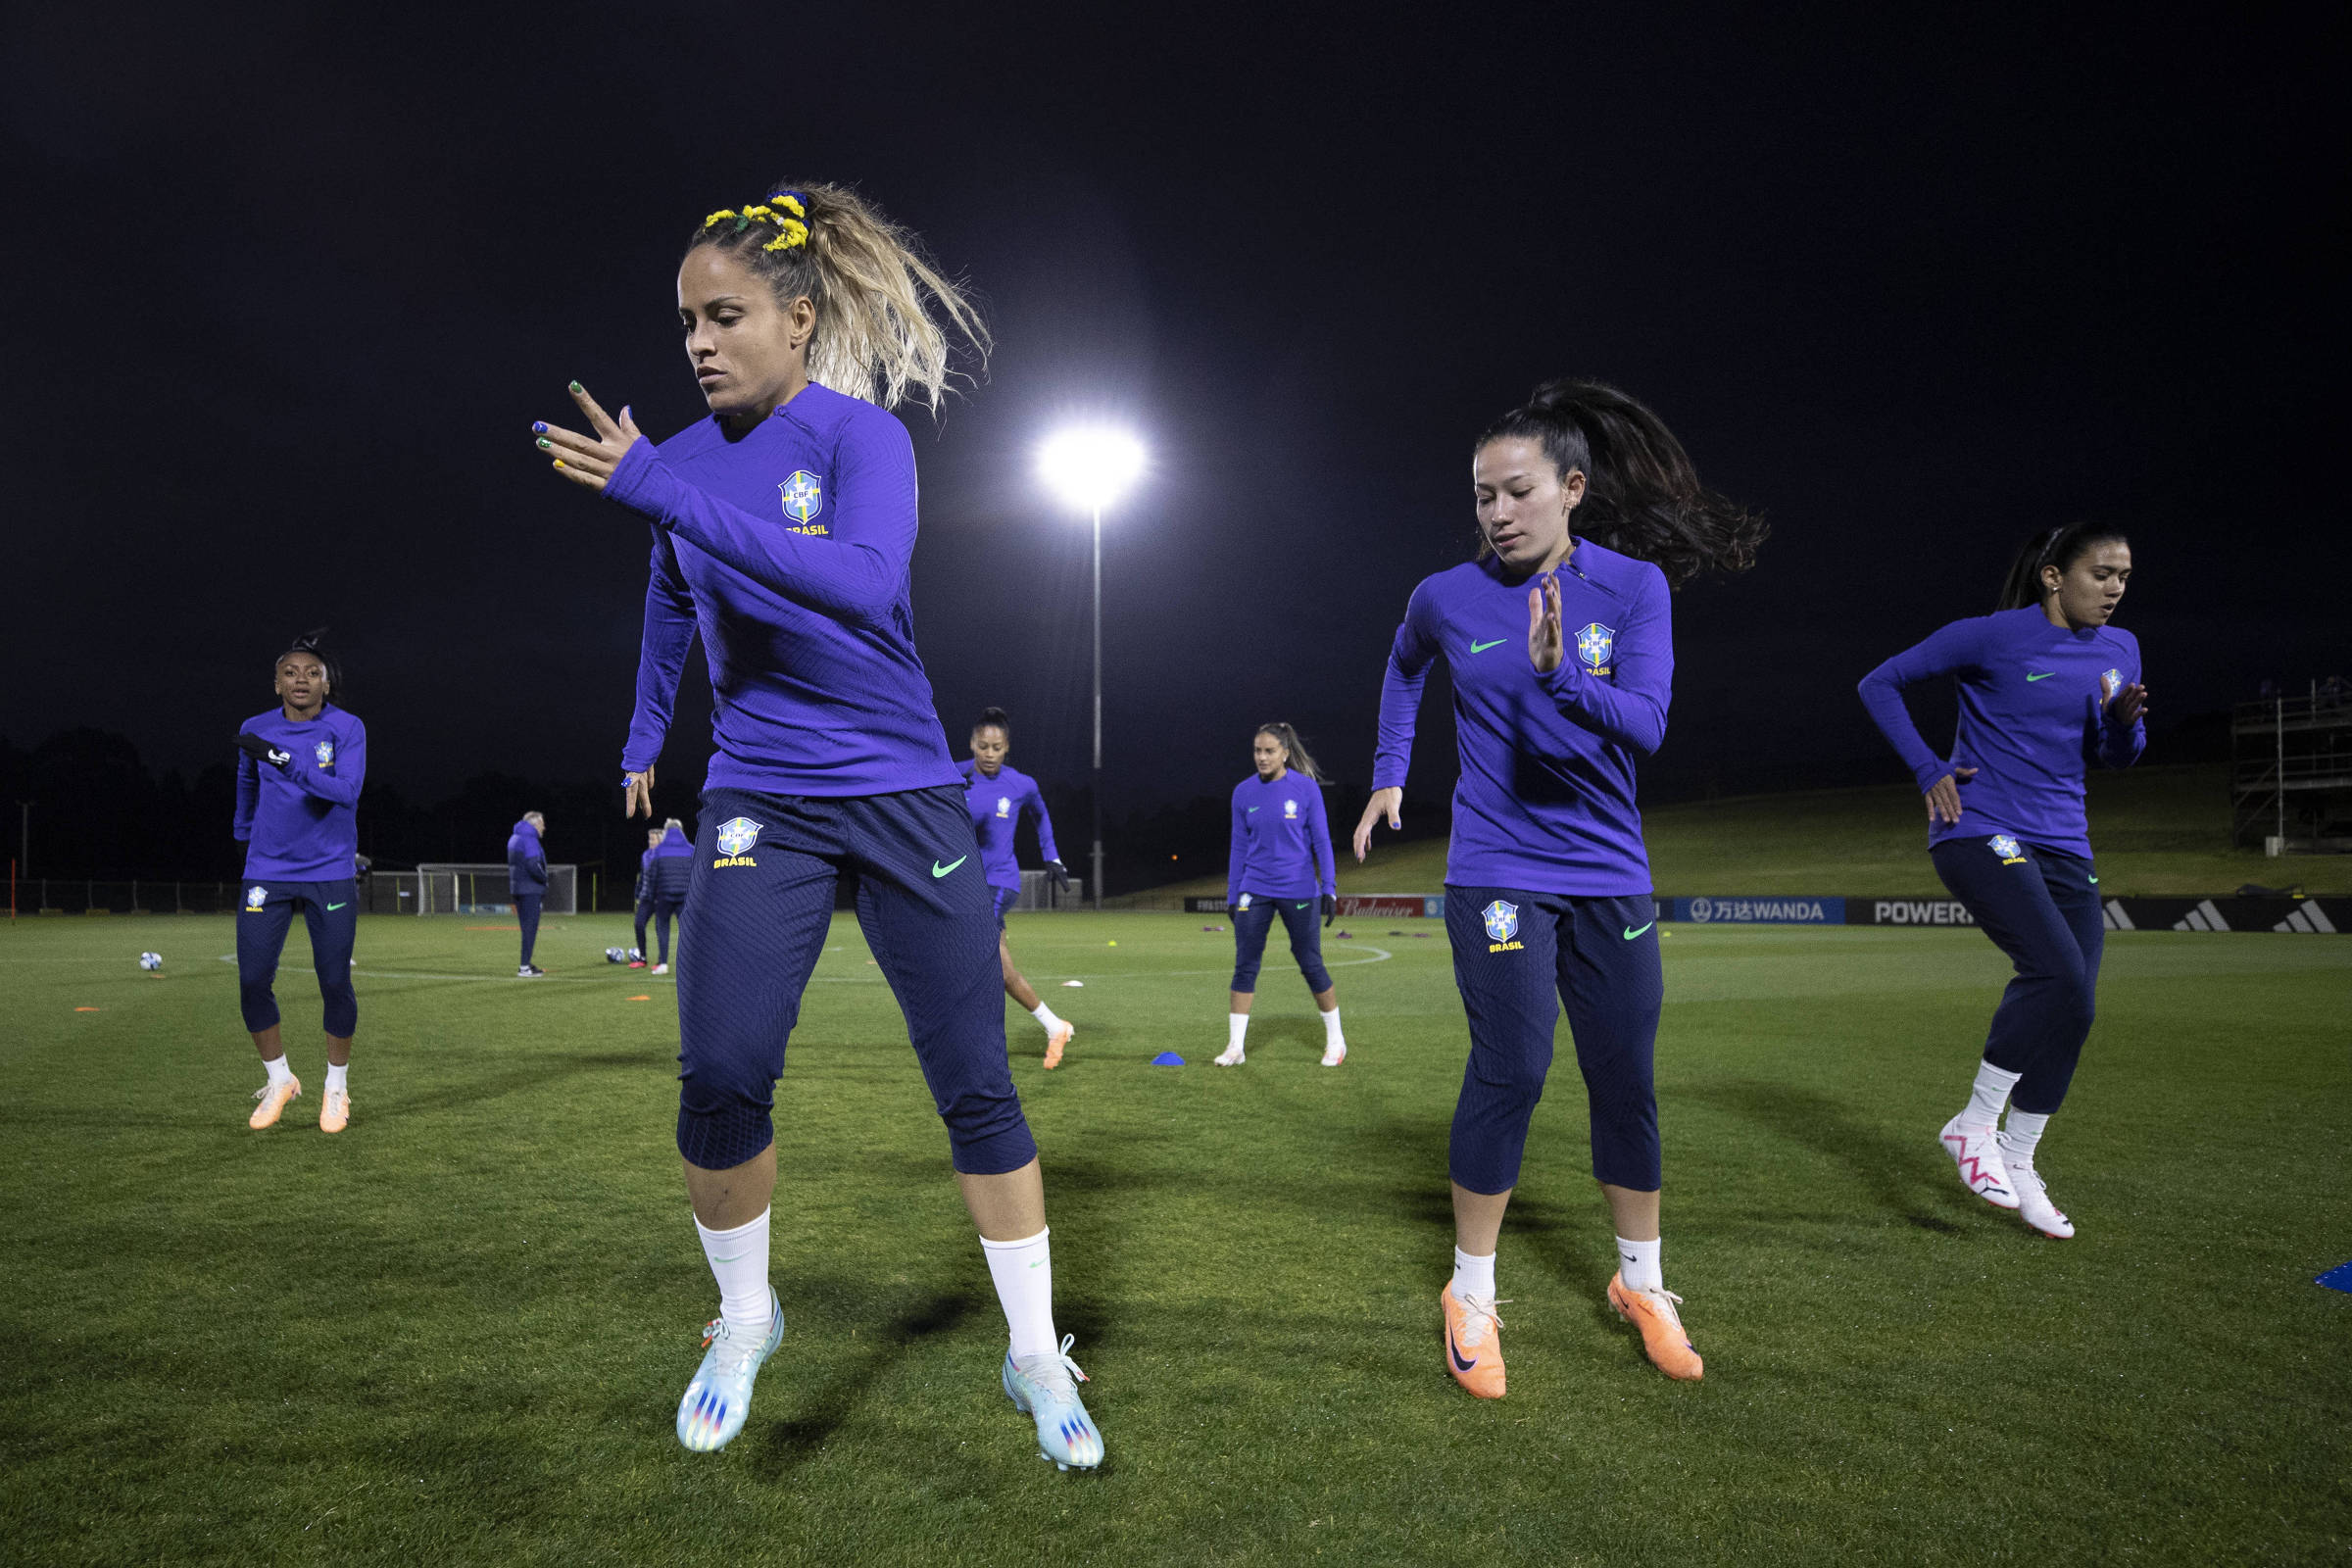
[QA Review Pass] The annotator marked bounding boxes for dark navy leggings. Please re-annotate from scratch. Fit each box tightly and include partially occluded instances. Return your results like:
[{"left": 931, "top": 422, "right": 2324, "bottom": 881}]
[
  {"left": 1931, "top": 836, "right": 2104, "bottom": 1115},
  {"left": 1445, "top": 886, "right": 1662, "bottom": 1195},
  {"left": 236, "top": 878, "right": 358, "bottom": 1038},
  {"left": 1229, "top": 892, "right": 1333, "bottom": 994},
  {"left": 514, "top": 894, "right": 543, "bottom": 966},
  {"left": 652, "top": 900, "right": 681, "bottom": 963}
]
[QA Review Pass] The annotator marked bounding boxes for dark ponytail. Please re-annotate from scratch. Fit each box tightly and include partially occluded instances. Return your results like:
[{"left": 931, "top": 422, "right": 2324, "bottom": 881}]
[
  {"left": 1995, "top": 523, "right": 2130, "bottom": 612},
  {"left": 1256, "top": 722, "right": 1325, "bottom": 784},
  {"left": 1474, "top": 379, "right": 1765, "bottom": 589},
  {"left": 975, "top": 706, "right": 1011, "bottom": 735}
]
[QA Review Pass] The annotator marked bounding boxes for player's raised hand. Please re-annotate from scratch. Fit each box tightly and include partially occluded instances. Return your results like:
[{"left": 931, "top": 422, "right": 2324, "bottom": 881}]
[
  {"left": 534, "top": 382, "right": 645, "bottom": 492},
  {"left": 1924, "top": 766, "right": 1978, "bottom": 826},
  {"left": 1527, "top": 572, "right": 1564, "bottom": 673},
  {"left": 1353, "top": 787, "right": 1402, "bottom": 861},
  {"left": 624, "top": 765, "right": 657, "bottom": 818},
  {"left": 2102, "top": 674, "right": 2150, "bottom": 727}
]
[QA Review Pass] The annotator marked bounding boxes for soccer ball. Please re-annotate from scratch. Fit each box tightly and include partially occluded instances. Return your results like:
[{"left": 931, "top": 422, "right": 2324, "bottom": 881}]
[
  {"left": 628, "top": 947, "right": 643, "bottom": 962},
  {"left": 605, "top": 947, "right": 628, "bottom": 964},
  {"left": 138, "top": 952, "right": 163, "bottom": 970}
]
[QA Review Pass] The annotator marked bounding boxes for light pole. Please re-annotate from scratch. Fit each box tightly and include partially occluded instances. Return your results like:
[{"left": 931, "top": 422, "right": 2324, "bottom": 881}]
[{"left": 1038, "top": 426, "right": 1147, "bottom": 911}]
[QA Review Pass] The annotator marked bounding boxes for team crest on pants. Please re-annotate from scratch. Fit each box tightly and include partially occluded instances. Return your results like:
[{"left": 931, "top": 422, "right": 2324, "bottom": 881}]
[
  {"left": 716, "top": 817, "right": 761, "bottom": 858},
  {"left": 1483, "top": 900, "right": 1523, "bottom": 952},
  {"left": 1988, "top": 834, "right": 2027, "bottom": 864},
  {"left": 246, "top": 885, "right": 268, "bottom": 910}
]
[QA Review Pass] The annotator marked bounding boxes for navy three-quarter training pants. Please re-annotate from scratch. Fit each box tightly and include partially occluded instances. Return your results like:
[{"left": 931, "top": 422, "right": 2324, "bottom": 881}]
[
  {"left": 236, "top": 878, "right": 359, "bottom": 1038},
  {"left": 1445, "top": 885, "right": 1663, "bottom": 1195},
  {"left": 1931, "top": 835, "right": 2104, "bottom": 1115},
  {"left": 1229, "top": 892, "right": 1333, "bottom": 994},
  {"left": 674, "top": 784, "right": 1036, "bottom": 1176}
]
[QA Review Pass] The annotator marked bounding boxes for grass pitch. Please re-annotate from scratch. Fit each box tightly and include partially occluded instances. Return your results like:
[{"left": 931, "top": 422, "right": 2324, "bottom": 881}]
[{"left": 2, "top": 909, "right": 2347, "bottom": 1565}]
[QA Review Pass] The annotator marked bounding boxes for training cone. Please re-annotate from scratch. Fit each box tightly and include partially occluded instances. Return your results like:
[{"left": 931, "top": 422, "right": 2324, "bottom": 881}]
[{"left": 1152, "top": 1052, "right": 1185, "bottom": 1066}]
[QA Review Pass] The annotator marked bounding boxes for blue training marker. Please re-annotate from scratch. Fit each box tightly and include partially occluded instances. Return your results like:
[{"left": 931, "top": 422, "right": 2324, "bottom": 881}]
[
  {"left": 2317, "top": 1260, "right": 2352, "bottom": 1295},
  {"left": 1151, "top": 1052, "right": 1185, "bottom": 1066}
]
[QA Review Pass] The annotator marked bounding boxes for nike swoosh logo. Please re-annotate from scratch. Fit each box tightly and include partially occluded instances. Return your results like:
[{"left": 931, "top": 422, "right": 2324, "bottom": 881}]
[
  {"left": 1247, "top": 807, "right": 1259, "bottom": 813},
  {"left": 931, "top": 857, "right": 966, "bottom": 878},
  {"left": 1470, "top": 638, "right": 1508, "bottom": 654},
  {"left": 325, "top": 903, "right": 347, "bottom": 910},
  {"left": 2026, "top": 672, "right": 2055, "bottom": 681},
  {"left": 2087, "top": 875, "right": 2099, "bottom": 884},
  {"left": 1298, "top": 903, "right": 1311, "bottom": 909},
  {"left": 1447, "top": 1328, "right": 1478, "bottom": 1373},
  {"left": 1623, "top": 921, "right": 1653, "bottom": 940}
]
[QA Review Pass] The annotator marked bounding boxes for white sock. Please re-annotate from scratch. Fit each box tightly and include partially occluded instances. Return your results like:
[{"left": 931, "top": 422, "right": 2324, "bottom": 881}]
[
  {"left": 1451, "top": 1246, "right": 1496, "bottom": 1301},
  {"left": 1960, "top": 1059, "right": 2022, "bottom": 1129},
  {"left": 1617, "top": 1235, "right": 1663, "bottom": 1293},
  {"left": 1227, "top": 1013, "right": 1249, "bottom": 1053},
  {"left": 1030, "top": 1003, "right": 1064, "bottom": 1035},
  {"left": 264, "top": 1054, "right": 293, "bottom": 1088},
  {"left": 1999, "top": 1109, "right": 2050, "bottom": 1169},
  {"left": 979, "top": 1227, "right": 1057, "bottom": 1361},
  {"left": 325, "top": 1061, "right": 348, "bottom": 1095},
  {"left": 1321, "top": 1006, "right": 1344, "bottom": 1046},
  {"left": 695, "top": 1207, "right": 773, "bottom": 1341}
]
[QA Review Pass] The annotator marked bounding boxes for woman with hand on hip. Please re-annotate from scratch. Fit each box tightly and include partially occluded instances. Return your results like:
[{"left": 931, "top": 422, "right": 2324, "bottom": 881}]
[{"left": 1217, "top": 722, "right": 1344, "bottom": 1068}]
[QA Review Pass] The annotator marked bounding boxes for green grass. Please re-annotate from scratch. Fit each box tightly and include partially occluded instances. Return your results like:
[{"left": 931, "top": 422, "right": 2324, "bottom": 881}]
[
  {"left": 1139, "top": 763, "right": 2352, "bottom": 900},
  {"left": 3, "top": 909, "right": 2347, "bottom": 1565}
]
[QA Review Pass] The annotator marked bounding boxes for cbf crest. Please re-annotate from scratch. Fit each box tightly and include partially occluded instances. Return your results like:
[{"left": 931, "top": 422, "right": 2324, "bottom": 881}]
[
  {"left": 717, "top": 817, "right": 762, "bottom": 857},
  {"left": 245, "top": 885, "right": 268, "bottom": 910},
  {"left": 1283, "top": 799, "right": 1299, "bottom": 818},
  {"left": 1483, "top": 900, "right": 1520, "bottom": 943},
  {"left": 314, "top": 738, "right": 335, "bottom": 768},
  {"left": 779, "top": 470, "right": 824, "bottom": 526},
  {"left": 1988, "top": 834, "right": 2027, "bottom": 864},
  {"left": 1576, "top": 622, "right": 1615, "bottom": 676}
]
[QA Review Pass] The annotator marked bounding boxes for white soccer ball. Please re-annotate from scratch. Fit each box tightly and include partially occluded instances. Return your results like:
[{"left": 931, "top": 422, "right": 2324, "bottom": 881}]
[
  {"left": 138, "top": 952, "right": 163, "bottom": 970},
  {"left": 605, "top": 947, "right": 628, "bottom": 964}
]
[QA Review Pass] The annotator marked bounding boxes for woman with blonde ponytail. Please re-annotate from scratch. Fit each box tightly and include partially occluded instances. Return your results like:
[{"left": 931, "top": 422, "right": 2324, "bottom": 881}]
[
  {"left": 1217, "top": 722, "right": 1346, "bottom": 1068},
  {"left": 528, "top": 180, "right": 1102, "bottom": 1470}
]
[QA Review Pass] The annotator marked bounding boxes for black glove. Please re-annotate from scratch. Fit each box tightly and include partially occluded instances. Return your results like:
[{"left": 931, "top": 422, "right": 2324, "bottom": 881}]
[
  {"left": 1046, "top": 858, "right": 1071, "bottom": 893},
  {"left": 1322, "top": 893, "right": 1338, "bottom": 927},
  {"left": 236, "top": 732, "right": 292, "bottom": 771}
]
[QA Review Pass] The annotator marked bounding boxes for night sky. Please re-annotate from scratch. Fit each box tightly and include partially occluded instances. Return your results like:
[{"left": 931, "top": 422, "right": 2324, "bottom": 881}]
[{"left": 6, "top": 9, "right": 2336, "bottom": 865}]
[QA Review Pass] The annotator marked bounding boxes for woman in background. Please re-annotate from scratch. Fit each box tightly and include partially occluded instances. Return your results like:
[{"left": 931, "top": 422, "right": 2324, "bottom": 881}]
[{"left": 1217, "top": 722, "right": 1344, "bottom": 1069}]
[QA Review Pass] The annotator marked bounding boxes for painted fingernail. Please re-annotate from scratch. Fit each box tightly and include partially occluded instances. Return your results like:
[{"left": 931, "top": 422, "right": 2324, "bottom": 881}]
[
  {"left": 568, "top": 380, "right": 583, "bottom": 393},
  {"left": 531, "top": 420, "right": 548, "bottom": 434},
  {"left": 554, "top": 459, "right": 566, "bottom": 468},
  {"left": 536, "top": 437, "right": 552, "bottom": 449}
]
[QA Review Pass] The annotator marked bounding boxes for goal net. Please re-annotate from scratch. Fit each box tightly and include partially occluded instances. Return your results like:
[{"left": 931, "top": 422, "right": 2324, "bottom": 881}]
[{"left": 415, "top": 863, "right": 577, "bottom": 916}]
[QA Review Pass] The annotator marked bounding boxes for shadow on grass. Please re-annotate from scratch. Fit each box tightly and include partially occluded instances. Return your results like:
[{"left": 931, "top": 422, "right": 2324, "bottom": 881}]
[
  {"left": 749, "top": 1288, "right": 979, "bottom": 1477},
  {"left": 1684, "top": 1078, "right": 1974, "bottom": 1234}
]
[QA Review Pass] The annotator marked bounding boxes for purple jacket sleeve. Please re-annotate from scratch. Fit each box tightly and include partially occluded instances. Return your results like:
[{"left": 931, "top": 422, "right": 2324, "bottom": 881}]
[
  {"left": 1024, "top": 777, "right": 1062, "bottom": 864},
  {"left": 603, "top": 427, "right": 913, "bottom": 627},
  {"left": 1227, "top": 791, "right": 1246, "bottom": 904},
  {"left": 1538, "top": 567, "right": 1672, "bottom": 757},
  {"left": 2095, "top": 638, "right": 2147, "bottom": 769},
  {"left": 1308, "top": 784, "right": 1337, "bottom": 896},
  {"left": 233, "top": 751, "right": 258, "bottom": 842},
  {"left": 625, "top": 531, "right": 696, "bottom": 775},
  {"left": 292, "top": 718, "right": 365, "bottom": 808},
  {"left": 1371, "top": 585, "right": 1440, "bottom": 792},
  {"left": 1858, "top": 617, "right": 1989, "bottom": 792}
]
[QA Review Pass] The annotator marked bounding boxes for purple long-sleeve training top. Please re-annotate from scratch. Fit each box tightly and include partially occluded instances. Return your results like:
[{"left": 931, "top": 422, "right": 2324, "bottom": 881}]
[
  {"left": 233, "top": 703, "right": 367, "bottom": 881},
  {"left": 1227, "top": 770, "right": 1338, "bottom": 902},
  {"left": 1857, "top": 606, "right": 2144, "bottom": 858},
  {"left": 608, "top": 382, "right": 961, "bottom": 798},
  {"left": 960, "top": 760, "right": 1060, "bottom": 892},
  {"left": 1373, "top": 542, "right": 1670, "bottom": 896}
]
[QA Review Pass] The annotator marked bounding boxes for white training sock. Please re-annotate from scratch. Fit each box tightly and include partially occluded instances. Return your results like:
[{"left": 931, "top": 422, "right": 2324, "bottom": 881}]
[
  {"left": 1227, "top": 1013, "right": 1249, "bottom": 1052},
  {"left": 1031, "top": 1003, "right": 1064, "bottom": 1035},
  {"left": 1321, "top": 1006, "right": 1345, "bottom": 1046},
  {"left": 1999, "top": 1109, "right": 2050, "bottom": 1169},
  {"left": 1960, "top": 1059, "right": 2023, "bottom": 1129},
  {"left": 1617, "top": 1235, "right": 1664, "bottom": 1293},
  {"left": 979, "top": 1227, "right": 1057, "bottom": 1361},
  {"left": 695, "top": 1207, "right": 773, "bottom": 1341},
  {"left": 325, "top": 1061, "right": 349, "bottom": 1094},
  {"left": 264, "top": 1054, "right": 294, "bottom": 1088},
  {"left": 1451, "top": 1246, "right": 1496, "bottom": 1301}
]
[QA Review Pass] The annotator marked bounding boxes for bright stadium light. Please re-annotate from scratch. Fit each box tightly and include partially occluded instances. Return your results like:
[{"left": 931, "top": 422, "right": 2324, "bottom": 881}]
[{"left": 1036, "top": 424, "right": 1148, "bottom": 910}]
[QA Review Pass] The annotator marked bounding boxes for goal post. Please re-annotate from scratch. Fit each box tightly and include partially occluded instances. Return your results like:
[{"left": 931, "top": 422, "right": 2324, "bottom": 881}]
[{"left": 415, "top": 862, "right": 577, "bottom": 916}]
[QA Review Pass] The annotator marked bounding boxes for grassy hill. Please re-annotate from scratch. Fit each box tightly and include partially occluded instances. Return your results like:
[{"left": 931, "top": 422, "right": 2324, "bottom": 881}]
[{"left": 1124, "top": 764, "right": 2350, "bottom": 902}]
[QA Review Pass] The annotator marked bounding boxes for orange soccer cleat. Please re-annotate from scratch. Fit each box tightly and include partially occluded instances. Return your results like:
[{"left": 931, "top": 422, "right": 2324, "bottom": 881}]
[
  {"left": 1607, "top": 1272, "right": 1704, "bottom": 1382},
  {"left": 1441, "top": 1281, "right": 1507, "bottom": 1398},
  {"left": 248, "top": 1075, "right": 302, "bottom": 1130},
  {"left": 318, "top": 1085, "right": 350, "bottom": 1134},
  {"left": 1042, "top": 1020, "right": 1074, "bottom": 1070}
]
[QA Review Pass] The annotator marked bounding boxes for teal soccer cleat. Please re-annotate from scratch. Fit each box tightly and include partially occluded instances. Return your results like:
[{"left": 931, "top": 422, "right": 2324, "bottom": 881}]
[
  {"left": 1002, "top": 1333, "right": 1105, "bottom": 1471},
  {"left": 675, "top": 1288, "right": 783, "bottom": 1452}
]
